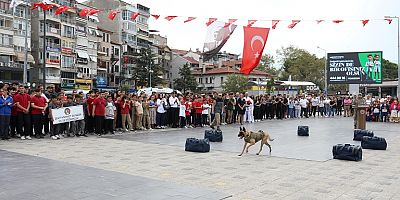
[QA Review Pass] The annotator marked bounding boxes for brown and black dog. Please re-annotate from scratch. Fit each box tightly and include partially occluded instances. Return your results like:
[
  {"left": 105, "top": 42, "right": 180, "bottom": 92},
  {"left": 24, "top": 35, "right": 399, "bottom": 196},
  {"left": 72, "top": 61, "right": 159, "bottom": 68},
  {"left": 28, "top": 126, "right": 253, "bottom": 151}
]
[{"left": 238, "top": 127, "right": 274, "bottom": 156}]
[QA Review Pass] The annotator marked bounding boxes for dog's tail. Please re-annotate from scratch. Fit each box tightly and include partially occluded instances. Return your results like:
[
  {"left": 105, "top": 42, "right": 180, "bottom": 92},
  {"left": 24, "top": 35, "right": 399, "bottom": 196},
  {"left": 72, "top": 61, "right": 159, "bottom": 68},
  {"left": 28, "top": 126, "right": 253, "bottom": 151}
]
[{"left": 268, "top": 135, "right": 275, "bottom": 141}]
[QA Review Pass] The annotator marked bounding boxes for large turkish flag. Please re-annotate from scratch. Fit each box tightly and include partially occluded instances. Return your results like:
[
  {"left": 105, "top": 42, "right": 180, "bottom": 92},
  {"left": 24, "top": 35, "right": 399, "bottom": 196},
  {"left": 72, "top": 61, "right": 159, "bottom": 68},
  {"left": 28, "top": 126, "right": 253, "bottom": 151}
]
[{"left": 240, "top": 27, "right": 270, "bottom": 75}]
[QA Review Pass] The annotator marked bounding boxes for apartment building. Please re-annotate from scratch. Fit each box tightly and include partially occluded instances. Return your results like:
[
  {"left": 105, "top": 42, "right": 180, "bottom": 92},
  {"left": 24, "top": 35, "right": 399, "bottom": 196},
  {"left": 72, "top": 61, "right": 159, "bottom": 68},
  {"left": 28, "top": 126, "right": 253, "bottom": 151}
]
[
  {"left": 96, "top": 27, "right": 112, "bottom": 88},
  {"left": 150, "top": 34, "right": 172, "bottom": 88},
  {"left": 86, "top": 0, "right": 151, "bottom": 86},
  {"left": 0, "top": 0, "right": 34, "bottom": 83}
]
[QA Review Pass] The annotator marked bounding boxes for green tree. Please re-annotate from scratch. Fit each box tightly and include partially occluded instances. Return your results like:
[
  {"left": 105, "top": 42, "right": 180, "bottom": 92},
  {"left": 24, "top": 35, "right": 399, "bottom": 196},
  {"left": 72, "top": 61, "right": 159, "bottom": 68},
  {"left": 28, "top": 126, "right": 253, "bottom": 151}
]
[
  {"left": 382, "top": 59, "right": 398, "bottom": 80},
  {"left": 277, "top": 46, "right": 325, "bottom": 88},
  {"left": 256, "top": 54, "right": 275, "bottom": 71},
  {"left": 265, "top": 77, "right": 275, "bottom": 94},
  {"left": 132, "top": 47, "right": 164, "bottom": 88},
  {"left": 173, "top": 63, "right": 198, "bottom": 93},
  {"left": 222, "top": 74, "right": 249, "bottom": 93}
]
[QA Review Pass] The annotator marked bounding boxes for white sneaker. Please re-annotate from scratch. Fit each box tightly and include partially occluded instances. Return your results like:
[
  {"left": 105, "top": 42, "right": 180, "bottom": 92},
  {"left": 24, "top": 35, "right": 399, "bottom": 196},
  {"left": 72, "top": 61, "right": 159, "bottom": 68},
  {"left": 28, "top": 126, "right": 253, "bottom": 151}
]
[
  {"left": 51, "top": 136, "right": 58, "bottom": 140},
  {"left": 125, "top": 129, "right": 129, "bottom": 132},
  {"left": 148, "top": 128, "right": 153, "bottom": 130},
  {"left": 21, "top": 136, "right": 26, "bottom": 140},
  {"left": 26, "top": 136, "right": 32, "bottom": 140}
]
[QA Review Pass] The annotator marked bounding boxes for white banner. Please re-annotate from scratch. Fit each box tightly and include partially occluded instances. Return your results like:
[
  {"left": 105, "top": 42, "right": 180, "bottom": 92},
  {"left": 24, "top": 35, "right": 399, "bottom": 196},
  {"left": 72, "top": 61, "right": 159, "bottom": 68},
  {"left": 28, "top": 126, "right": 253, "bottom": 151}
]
[{"left": 52, "top": 105, "right": 84, "bottom": 125}]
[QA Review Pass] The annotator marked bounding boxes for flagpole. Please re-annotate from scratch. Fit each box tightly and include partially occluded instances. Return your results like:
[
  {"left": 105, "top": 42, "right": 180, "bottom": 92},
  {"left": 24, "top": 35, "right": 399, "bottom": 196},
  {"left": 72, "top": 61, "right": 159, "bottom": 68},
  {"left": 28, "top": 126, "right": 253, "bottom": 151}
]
[
  {"left": 23, "top": 0, "right": 28, "bottom": 84},
  {"left": 42, "top": 9, "right": 46, "bottom": 88}
]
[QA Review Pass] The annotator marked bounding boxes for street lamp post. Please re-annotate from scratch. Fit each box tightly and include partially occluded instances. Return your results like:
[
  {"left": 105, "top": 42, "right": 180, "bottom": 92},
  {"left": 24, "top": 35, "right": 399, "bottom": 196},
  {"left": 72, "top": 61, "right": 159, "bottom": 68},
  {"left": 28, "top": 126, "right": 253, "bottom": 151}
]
[
  {"left": 385, "top": 16, "right": 400, "bottom": 98},
  {"left": 317, "top": 46, "right": 328, "bottom": 95}
]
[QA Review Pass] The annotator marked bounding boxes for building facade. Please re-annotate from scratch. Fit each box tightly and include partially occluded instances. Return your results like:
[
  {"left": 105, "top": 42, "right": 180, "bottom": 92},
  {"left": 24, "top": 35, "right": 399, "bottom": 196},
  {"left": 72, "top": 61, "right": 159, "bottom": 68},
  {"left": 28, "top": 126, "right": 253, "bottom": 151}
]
[
  {"left": 150, "top": 34, "right": 171, "bottom": 87},
  {"left": 0, "top": 0, "right": 34, "bottom": 83},
  {"left": 86, "top": 0, "right": 151, "bottom": 87}
]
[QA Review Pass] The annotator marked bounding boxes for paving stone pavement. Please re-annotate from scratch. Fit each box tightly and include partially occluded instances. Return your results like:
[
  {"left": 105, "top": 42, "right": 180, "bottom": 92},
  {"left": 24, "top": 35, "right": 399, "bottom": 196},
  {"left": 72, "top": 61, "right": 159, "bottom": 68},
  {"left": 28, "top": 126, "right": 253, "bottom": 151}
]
[{"left": 0, "top": 117, "right": 399, "bottom": 200}]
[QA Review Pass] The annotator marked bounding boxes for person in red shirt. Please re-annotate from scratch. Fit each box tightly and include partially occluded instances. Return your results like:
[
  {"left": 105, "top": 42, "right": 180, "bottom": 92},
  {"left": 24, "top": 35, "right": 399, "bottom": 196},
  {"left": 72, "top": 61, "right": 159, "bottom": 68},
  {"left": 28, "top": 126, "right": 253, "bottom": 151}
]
[
  {"left": 193, "top": 96, "right": 203, "bottom": 127},
  {"left": 85, "top": 92, "right": 96, "bottom": 133},
  {"left": 30, "top": 88, "right": 48, "bottom": 139},
  {"left": 92, "top": 92, "right": 106, "bottom": 136},
  {"left": 14, "top": 86, "right": 32, "bottom": 140},
  {"left": 120, "top": 96, "right": 132, "bottom": 131}
]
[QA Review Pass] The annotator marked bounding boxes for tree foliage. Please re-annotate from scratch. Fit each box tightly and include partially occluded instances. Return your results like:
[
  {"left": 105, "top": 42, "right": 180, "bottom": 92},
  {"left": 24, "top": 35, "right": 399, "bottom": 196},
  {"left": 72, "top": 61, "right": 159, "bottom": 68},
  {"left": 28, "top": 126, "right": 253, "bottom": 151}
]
[
  {"left": 256, "top": 54, "right": 275, "bottom": 71},
  {"left": 382, "top": 59, "right": 398, "bottom": 80},
  {"left": 173, "top": 63, "right": 198, "bottom": 93},
  {"left": 132, "top": 47, "right": 164, "bottom": 88},
  {"left": 222, "top": 74, "right": 249, "bottom": 93},
  {"left": 277, "top": 46, "right": 325, "bottom": 88}
]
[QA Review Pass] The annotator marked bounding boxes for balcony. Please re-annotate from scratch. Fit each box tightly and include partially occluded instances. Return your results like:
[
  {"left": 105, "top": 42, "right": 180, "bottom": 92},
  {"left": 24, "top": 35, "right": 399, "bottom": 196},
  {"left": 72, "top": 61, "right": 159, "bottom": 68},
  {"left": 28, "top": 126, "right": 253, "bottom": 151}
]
[
  {"left": 61, "top": 67, "right": 77, "bottom": 73},
  {"left": 0, "top": 9, "right": 13, "bottom": 17},
  {"left": 39, "top": 13, "right": 60, "bottom": 22},
  {"left": 40, "top": 28, "right": 61, "bottom": 38}
]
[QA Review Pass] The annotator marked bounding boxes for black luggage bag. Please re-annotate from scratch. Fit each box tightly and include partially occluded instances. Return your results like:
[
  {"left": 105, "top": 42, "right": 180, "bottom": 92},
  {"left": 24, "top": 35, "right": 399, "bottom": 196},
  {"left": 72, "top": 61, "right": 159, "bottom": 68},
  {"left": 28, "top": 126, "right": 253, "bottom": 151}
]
[
  {"left": 361, "top": 136, "right": 387, "bottom": 150},
  {"left": 185, "top": 138, "right": 210, "bottom": 153},
  {"left": 332, "top": 144, "right": 362, "bottom": 161},
  {"left": 353, "top": 129, "right": 374, "bottom": 141},
  {"left": 297, "top": 126, "right": 309, "bottom": 136},
  {"left": 204, "top": 129, "right": 223, "bottom": 142}
]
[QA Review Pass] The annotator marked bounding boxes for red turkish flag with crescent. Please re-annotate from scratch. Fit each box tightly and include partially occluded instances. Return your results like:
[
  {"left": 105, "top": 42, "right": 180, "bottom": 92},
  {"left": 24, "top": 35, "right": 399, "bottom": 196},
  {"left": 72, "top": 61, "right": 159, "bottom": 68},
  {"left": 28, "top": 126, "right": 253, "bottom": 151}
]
[
  {"left": 108, "top": 10, "right": 119, "bottom": 20},
  {"left": 54, "top": 5, "right": 70, "bottom": 15},
  {"left": 240, "top": 27, "right": 270, "bottom": 75}
]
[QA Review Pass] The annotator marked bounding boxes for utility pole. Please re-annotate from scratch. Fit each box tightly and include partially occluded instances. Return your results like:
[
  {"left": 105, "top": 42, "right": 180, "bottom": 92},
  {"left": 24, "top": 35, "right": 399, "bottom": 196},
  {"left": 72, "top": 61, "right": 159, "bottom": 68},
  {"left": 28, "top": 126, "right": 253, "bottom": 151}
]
[
  {"left": 317, "top": 46, "right": 328, "bottom": 95},
  {"left": 23, "top": 0, "right": 29, "bottom": 84},
  {"left": 42, "top": 9, "right": 47, "bottom": 88},
  {"left": 385, "top": 16, "right": 400, "bottom": 97}
]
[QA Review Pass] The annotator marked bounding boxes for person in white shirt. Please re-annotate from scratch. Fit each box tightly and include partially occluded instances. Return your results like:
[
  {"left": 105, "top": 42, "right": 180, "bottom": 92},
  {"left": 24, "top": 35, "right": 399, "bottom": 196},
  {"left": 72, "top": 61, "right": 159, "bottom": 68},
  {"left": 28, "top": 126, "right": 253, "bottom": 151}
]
[
  {"left": 202, "top": 103, "right": 210, "bottom": 126},
  {"left": 323, "top": 97, "right": 331, "bottom": 117},
  {"left": 294, "top": 98, "right": 301, "bottom": 118},
  {"left": 168, "top": 92, "right": 180, "bottom": 128},
  {"left": 299, "top": 96, "right": 309, "bottom": 118},
  {"left": 311, "top": 95, "right": 319, "bottom": 117},
  {"left": 156, "top": 96, "right": 167, "bottom": 128},
  {"left": 244, "top": 93, "right": 254, "bottom": 123},
  {"left": 178, "top": 96, "right": 186, "bottom": 128},
  {"left": 318, "top": 95, "right": 325, "bottom": 117}
]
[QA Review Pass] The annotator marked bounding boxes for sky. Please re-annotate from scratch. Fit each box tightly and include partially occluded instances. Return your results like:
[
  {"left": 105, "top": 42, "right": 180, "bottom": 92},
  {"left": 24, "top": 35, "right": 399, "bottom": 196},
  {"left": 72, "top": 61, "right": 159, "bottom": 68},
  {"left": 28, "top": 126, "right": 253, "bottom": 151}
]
[{"left": 82, "top": 0, "right": 400, "bottom": 65}]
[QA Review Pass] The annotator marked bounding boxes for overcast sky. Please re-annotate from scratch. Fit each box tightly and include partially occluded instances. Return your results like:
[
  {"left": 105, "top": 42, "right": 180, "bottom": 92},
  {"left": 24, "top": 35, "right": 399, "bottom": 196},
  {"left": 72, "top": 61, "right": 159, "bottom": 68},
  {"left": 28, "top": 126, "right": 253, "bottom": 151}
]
[{"left": 89, "top": 0, "right": 400, "bottom": 64}]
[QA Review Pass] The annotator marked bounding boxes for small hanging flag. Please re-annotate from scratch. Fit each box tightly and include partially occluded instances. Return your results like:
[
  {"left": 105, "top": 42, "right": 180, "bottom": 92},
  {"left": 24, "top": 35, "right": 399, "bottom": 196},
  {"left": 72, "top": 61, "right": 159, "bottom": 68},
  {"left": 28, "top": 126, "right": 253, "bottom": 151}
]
[
  {"left": 333, "top": 20, "right": 344, "bottom": 24},
  {"left": 42, "top": 3, "right": 56, "bottom": 11},
  {"left": 108, "top": 10, "right": 119, "bottom": 20},
  {"left": 288, "top": 20, "right": 301, "bottom": 29},
  {"left": 272, "top": 20, "right": 280, "bottom": 29},
  {"left": 54, "top": 5, "right": 70, "bottom": 15},
  {"left": 384, "top": 19, "right": 393, "bottom": 24},
  {"left": 184, "top": 17, "right": 196, "bottom": 23},
  {"left": 88, "top": 9, "right": 101, "bottom": 16},
  {"left": 79, "top": 8, "right": 90, "bottom": 17},
  {"left": 206, "top": 18, "right": 217, "bottom": 26},
  {"left": 31, "top": 2, "right": 44, "bottom": 10},
  {"left": 316, "top": 20, "right": 324, "bottom": 24},
  {"left": 361, "top": 19, "right": 369, "bottom": 27},
  {"left": 247, "top": 20, "right": 257, "bottom": 27},
  {"left": 151, "top": 14, "right": 160, "bottom": 20},
  {"left": 165, "top": 16, "right": 177, "bottom": 21},
  {"left": 224, "top": 19, "right": 237, "bottom": 28},
  {"left": 131, "top": 12, "right": 140, "bottom": 20}
]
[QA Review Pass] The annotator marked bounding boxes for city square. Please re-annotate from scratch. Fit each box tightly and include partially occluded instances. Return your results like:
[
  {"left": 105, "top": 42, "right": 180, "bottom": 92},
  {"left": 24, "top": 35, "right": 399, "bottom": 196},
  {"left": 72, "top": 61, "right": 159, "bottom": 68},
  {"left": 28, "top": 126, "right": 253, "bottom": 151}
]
[
  {"left": 1, "top": 117, "right": 400, "bottom": 200},
  {"left": 1, "top": 0, "right": 400, "bottom": 199}
]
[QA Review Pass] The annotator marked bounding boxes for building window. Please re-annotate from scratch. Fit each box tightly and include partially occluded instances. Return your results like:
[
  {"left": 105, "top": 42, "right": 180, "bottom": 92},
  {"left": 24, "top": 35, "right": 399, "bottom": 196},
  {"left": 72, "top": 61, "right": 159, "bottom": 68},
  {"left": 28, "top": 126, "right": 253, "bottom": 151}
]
[
  {"left": 114, "top": 65, "right": 119, "bottom": 73},
  {"left": 0, "top": 33, "right": 13, "bottom": 47},
  {"left": 107, "top": 34, "right": 110, "bottom": 43},
  {"left": 220, "top": 77, "right": 224, "bottom": 83},
  {"left": 205, "top": 77, "right": 208, "bottom": 84},
  {"left": 199, "top": 78, "right": 203, "bottom": 84},
  {"left": 106, "top": 48, "right": 109, "bottom": 56},
  {"left": 61, "top": 55, "right": 74, "bottom": 68},
  {"left": 63, "top": 25, "right": 74, "bottom": 38},
  {"left": 210, "top": 77, "right": 214, "bottom": 84},
  {"left": 115, "top": 48, "right": 119, "bottom": 56}
]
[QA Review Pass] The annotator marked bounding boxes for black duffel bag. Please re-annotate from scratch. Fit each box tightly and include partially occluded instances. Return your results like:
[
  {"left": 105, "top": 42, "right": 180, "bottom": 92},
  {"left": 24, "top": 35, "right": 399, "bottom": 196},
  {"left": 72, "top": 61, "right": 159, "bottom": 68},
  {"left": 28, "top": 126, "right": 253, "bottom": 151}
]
[
  {"left": 297, "top": 126, "right": 309, "bottom": 136},
  {"left": 185, "top": 138, "right": 210, "bottom": 153},
  {"left": 332, "top": 144, "right": 362, "bottom": 161},
  {"left": 353, "top": 129, "right": 374, "bottom": 141},
  {"left": 204, "top": 129, "right": 223, "bottom": 142},
  {"left": 361, "top": 136, "right": 387, "bottom": 150}
]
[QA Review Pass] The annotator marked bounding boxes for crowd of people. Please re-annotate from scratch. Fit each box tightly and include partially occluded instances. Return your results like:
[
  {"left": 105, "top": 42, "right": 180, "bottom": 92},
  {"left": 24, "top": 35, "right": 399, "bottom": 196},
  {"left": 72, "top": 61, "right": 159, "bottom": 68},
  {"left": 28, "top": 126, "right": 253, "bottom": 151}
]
[{"left": 0, "top": 82, "right": 399, "bottom": 140}]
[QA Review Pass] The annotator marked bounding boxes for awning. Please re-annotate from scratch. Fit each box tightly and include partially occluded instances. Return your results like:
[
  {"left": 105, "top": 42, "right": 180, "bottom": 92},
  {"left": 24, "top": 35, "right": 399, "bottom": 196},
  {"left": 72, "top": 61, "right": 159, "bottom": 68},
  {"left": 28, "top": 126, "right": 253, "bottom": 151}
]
[
  {"left": 0, "top": 49, "right": 15, "bottom": 56},
  {"left": 75, "top": 79, "right": 92, "bottom": 84},
  {"left": 76, "top": 50, "right": 89, "bottom": 59},
  {"left": 15, "top": 53, "right": 35, "bottom": 64}
]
